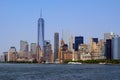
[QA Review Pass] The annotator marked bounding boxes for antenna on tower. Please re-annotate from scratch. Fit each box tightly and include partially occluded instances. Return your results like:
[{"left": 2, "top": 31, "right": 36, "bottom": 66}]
[{"left": 62, "top": 29, "right": 63, "bottom": 39}]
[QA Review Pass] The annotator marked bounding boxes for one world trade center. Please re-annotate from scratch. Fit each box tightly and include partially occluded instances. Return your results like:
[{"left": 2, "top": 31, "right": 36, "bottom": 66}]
[{"left": 37, "top": 12, "right": 44, "bottom": 51}]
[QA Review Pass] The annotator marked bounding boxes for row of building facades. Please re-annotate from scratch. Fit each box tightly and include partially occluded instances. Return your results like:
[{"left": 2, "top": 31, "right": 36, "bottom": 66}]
[{"left": 0, "top": 32, "right": 120, "bottom": 63}]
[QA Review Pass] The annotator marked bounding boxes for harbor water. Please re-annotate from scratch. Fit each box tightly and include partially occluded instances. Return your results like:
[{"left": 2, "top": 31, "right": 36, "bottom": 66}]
[{"left": 0, "top": 63, "right": 120, "bottom": 80}]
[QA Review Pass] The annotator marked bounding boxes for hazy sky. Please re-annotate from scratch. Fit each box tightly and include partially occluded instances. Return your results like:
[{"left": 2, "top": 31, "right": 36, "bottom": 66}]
[{"left": 0, "top": 0, "right": 120, "bottom": 54}]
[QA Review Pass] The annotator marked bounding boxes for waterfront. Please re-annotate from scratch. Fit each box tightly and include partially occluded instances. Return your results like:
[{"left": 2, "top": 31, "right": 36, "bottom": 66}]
[{"left": 0, "top": 64, "right": 120, "bottom": 80}]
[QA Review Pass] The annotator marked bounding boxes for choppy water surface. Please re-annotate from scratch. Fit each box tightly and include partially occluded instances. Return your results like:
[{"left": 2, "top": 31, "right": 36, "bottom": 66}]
[{"left": 0, "top": 63, "right": 120, "bottom": 80}]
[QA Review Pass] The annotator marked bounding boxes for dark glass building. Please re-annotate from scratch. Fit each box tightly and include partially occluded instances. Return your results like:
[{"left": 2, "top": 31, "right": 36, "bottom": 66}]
[
  {"left": 92, "top": 38, "right": 98, "bottom": 43},
  {"left": 105, "top": 39, "right": 112, "bottom": 60},
  {"left": 54, "top": 32, "right": 59, "bottom": 61},
  {"left": 37, "top": 13, "right": 44, "bottom": 51},
  {"left": 75, "top": 36, "right": 84, "bottom": 51}
]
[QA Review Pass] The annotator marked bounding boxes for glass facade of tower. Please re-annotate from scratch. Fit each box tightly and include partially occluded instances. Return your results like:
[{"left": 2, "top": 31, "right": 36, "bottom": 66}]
[
  {"left": 20, "top": 40, "right": 28, "bottom": 52},
  {"left": 112, "top": 37, "right": 120, "bottom": 60},
  {"left": 30, "top": 43, "right": 37, "bottom": 54},
  {"left": 38, "top": 17, "right": 44, "bottom": 51},
  {"left": 92, "top": 38, "right": 98, "bottom": 43},
  {"left": 54, "top": 33, "right": 59, "bottom": 61},
  {"left": 105, "top": 39, "right": 112, "bottom": 60},
  {"left": 75, "top": 36, "right": 84, "bottom": 51},
  {"left": 20, "top": 40, "right": 29, "bottom": 58}
]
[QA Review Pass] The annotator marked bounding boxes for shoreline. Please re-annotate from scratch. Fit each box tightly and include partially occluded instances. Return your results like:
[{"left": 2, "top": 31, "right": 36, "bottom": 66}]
[{"left": 0, "top": 60, "right": 120, "bottom": 64}]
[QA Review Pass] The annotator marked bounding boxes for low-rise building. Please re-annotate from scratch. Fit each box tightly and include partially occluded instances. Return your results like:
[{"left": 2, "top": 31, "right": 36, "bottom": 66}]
[{"left": 80, "top": 53, "right": 91, "bottom": 61}]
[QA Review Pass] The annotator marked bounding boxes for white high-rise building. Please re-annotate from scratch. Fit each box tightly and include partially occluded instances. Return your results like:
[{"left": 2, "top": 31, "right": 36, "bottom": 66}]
[{"left": 112, "top": 36, "right": 120, "bottom": 60}]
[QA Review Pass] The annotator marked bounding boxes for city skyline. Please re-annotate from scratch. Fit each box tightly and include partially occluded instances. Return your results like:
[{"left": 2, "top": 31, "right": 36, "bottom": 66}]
[{"left": 0, "top": 0, "right": 120, "bottom": 54}]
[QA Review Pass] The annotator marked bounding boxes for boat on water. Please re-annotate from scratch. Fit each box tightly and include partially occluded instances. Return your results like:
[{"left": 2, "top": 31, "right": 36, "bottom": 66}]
[
  {"left": 68, "top": 62, "right": 82, "bottom": 64},
  {"left": 99, "top": 62, "right": 106, "bottom": 64}
]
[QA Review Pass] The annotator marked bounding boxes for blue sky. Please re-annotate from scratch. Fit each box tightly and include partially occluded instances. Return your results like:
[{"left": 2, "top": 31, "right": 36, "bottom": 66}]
[{"left": 0, "top": 0, "right": 120, "bottom": 54}]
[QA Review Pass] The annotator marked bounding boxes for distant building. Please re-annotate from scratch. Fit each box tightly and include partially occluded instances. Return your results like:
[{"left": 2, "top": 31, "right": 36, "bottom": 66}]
[
  {"left": 0, "top": 55, "right": 5, "bottom": 62},
  {"left": 98, "top": 39, "right": 106, "bottom": 59},
  {"left": 3, "top": 52, "right": 8, "bottom": 62},
  {"left": 59, "top": 42, "right": 73, "bottom": 63},
  {"left": 69, "top": 35, "right": 73, "bottom": 51},
  {"left": 90, "top": 38, "right": 98, "bottom": 52},
  {"left": 89, "top": 38, "right": 103, "bottom": 60},
  {"left": 92, "top": 38, "right": 98, "bottom": 44},
  {"left": 75, "top": 36, "right": 84, "bottom": 51},
  {"left": 105, "top": 39, "right": 112, "bottom": 60},
  {"left": 80, "top": 53, "right": 91, "bottom": 61},
  {"left": 104, "top": 32, "right": 115, "bottom": 42},
  {"left": 20, "top": 40, "right": 29, "bottom": 59},
  {"left": 54, "top": 32, "right": 59, "bottom": 61},
  {"left": 30, "top": 43, "right": 37, "bottom": 54},
  {"left": 36, "top": 45, "right": 42, "bottom": 62},
  {"left": 30, "top": 43, "right": 37, "bottom": 59},
  {"left": 112, "top": 36, "right": 120, "bottom": 60},
  {"left": 73, "top": 43, "right": 75, "bottom": 50},
  {"left": 44, "top": 40, "right": 53, "bottom": 62},
  {"left": 78, "top": 44, "right": 91, "bottom": 60},
  {"left": 37, "top": 12, "right": 45, "bottom": 51},
  {"left": 8, "top": 47, "right": 17, "bottom": 61},
  {"left": 63, "top": 51, "right": 72, "bottom": 60},
  {"left": 37, "top": 12, "right": 45, "bottom": 62}
]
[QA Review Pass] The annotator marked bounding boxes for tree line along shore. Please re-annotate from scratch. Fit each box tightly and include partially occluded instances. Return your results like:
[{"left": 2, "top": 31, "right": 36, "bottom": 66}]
[{"left": 0, "top": 60, "right": 120, "bottom": 64}]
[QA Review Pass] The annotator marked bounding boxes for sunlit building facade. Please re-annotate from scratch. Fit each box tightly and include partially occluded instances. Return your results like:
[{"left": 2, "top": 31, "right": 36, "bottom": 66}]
[{"left": 112, "top": 36, "right": 120, "bottom": 60}]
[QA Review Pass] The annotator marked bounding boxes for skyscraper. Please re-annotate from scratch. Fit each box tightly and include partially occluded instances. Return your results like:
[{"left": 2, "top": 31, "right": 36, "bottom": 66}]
[
  {"left": 105, "top": 39, "right": 112, "bottom": 60},
  {"left": 92, "top": 38, "right": 98, "bottom": 43},
  {"left": 8, "top": 47, "right": 17, "bottom": 61},
  {"left": 30, "top": 43, "right": 37, "bottom": 60},
  {"left": 30, "top": 43, "right": 37, "bottom": 54},
  {"left": 37, "top": 12, "right": 45, "bottom": 62},
  {"left": 69, "top": 35, "right": 73, "bottom": 51},
  {"left": 37, "top": 12, "right": 44, "bottom": 51},
  {"left": 112, "top": 36, "right": 120, "bottom": 60},
  {"left": 54, "top": 32, "right": 59, "bottom": 61},
  {"left": 75, "top": 36, "right": 84, "bottom": 51},
  {"left": 90, "top": 37, "right": 98, "bottom": 52},
  {"left": 20, "top": 40, "right": 29, "bottom": 52},
  {"left": 44, "top": 40, "right": 53, "bottom": 62},
  {"left": 20, "top": 40, "right": 29, "bottom": 58}
]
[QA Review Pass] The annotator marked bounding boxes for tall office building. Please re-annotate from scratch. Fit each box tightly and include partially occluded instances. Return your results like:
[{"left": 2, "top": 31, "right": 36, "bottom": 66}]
[
  {"left": 69, "top": 35, "right": 73, "bottom": 51},
  {"left": 75, "top": 36, "right": 84, "bottom": 51},
  {"left": 8, "top": 47, "right": 17, "bottom": 61},
  {"left": 105, "top": 39, "right": 112, "bottom": 60},
  {"left": 44, "top": 40, "right": 53, "bottom": 62},
  {"left": 37, "top": 12, "right": 44, "bottom": 51},
  {"left": 54, "top": 32, "right": 59, "bottom": 61},
  {"left": 37, "top": 12, "right": 45, "bottom": 62},
  {"left": 90, "top": 38, "right": 98, "bottom": 52},
  {"left": 30, "top": 43, "right": 37, "bottom": 54},
  {"left": 20, "top": 40, "right": 29, "bottom": 58},
  {"left": 3, "top": 52, "right": 8, "bottom": 62},
  {"left": 30, "top": 43, "right": 37, "bottom": 59},
  {"left": 112, "top": 36, "right": 120, "bottom": 60},
  {"left": 20, "top": 40, "right": 29, "bottom": 52},
  {"left": 92, "top": 38, "right": 98, "bottom": 43},
  {"left": 104, "top": 32, "right": 115, "bottom": 60}
]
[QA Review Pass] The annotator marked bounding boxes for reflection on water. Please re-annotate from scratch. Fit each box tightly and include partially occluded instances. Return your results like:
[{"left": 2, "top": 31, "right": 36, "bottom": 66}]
[{"left": 0, "top": 63, "right": 120, "bottom": 80}]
